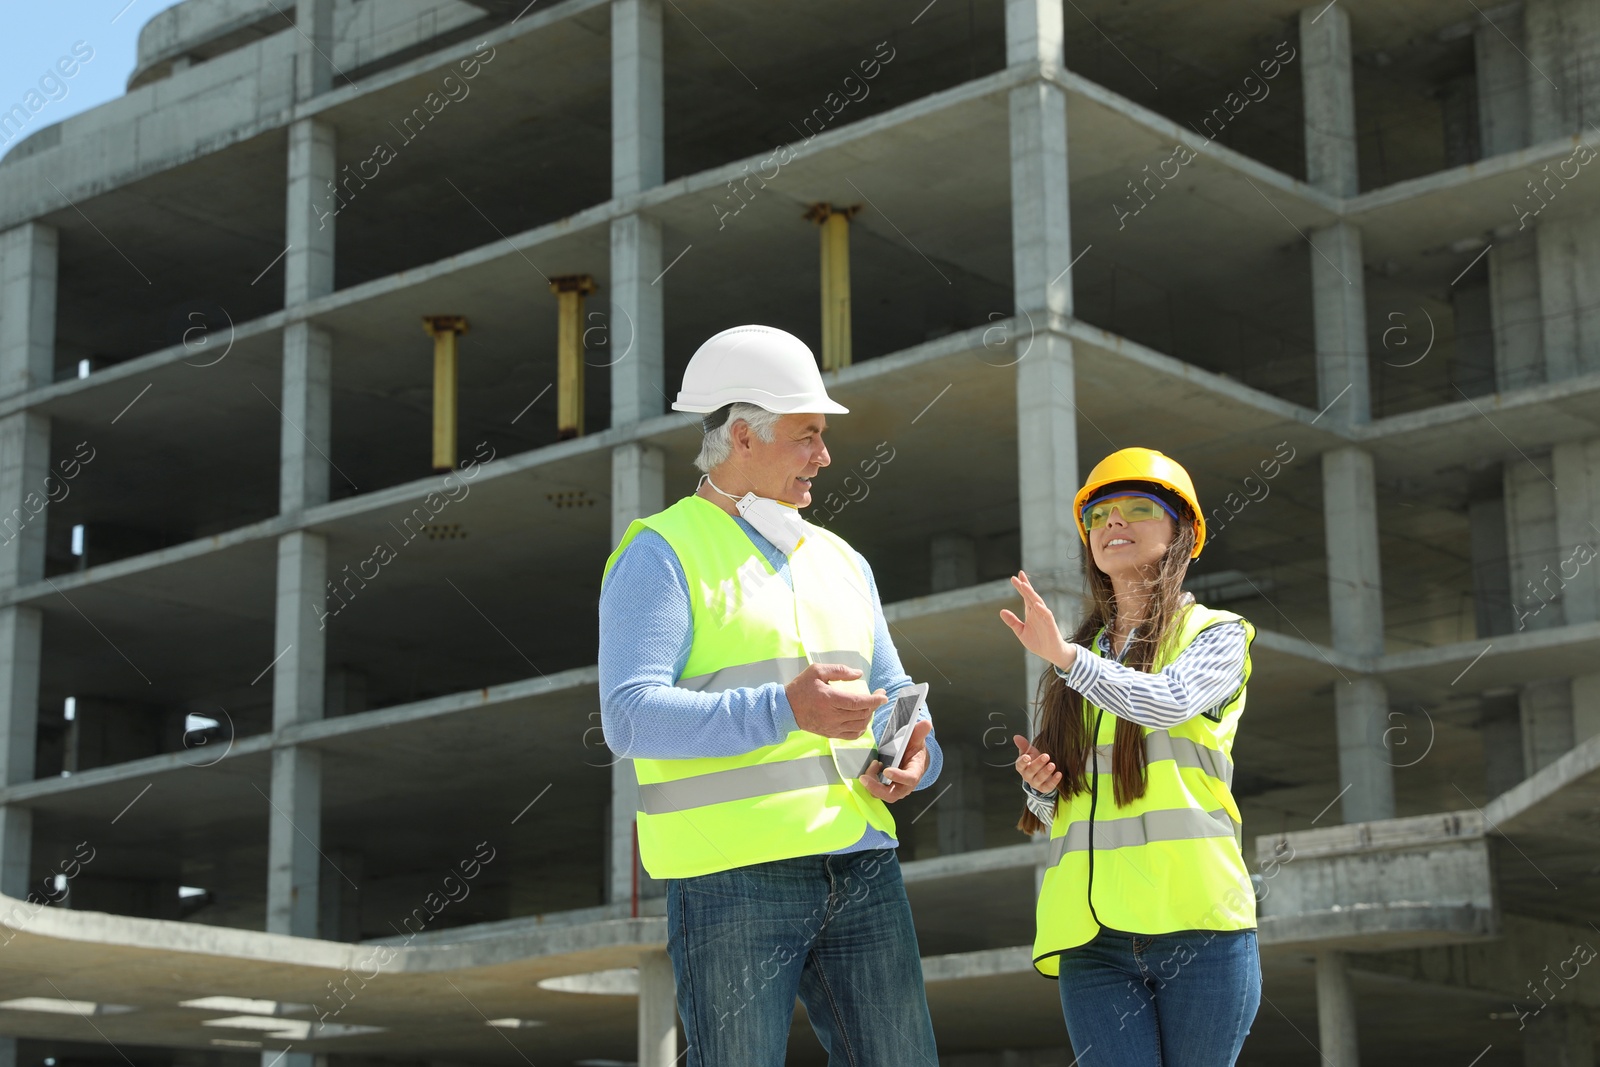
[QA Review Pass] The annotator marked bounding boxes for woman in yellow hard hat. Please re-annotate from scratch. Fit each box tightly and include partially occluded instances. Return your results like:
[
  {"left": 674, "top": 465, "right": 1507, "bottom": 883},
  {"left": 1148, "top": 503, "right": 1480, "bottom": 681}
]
[{"left": 998, "top": 447, "right": 1260, "bottom": 1067}]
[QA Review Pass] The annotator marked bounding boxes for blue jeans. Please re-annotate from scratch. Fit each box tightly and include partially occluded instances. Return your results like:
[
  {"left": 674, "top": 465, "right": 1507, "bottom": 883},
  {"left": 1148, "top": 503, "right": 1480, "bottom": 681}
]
[
  {"left": 1056, "top": 927, "right": 1261, "bottom": 1067},
  {"left": 667, "top": 848, "right": 940, "bottom": 1067}
]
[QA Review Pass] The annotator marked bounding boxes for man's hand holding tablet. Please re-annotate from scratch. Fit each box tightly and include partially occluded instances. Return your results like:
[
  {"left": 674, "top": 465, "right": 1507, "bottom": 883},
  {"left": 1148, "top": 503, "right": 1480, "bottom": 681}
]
[{"left": 858, "top": 682, "right": 931, "bottom": 803}]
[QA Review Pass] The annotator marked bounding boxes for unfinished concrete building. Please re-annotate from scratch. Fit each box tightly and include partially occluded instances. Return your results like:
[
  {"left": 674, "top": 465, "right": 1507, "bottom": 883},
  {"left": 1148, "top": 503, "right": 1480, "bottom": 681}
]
[{"left": 1, "top": 0, "right": 1598, "bottom": 1063}]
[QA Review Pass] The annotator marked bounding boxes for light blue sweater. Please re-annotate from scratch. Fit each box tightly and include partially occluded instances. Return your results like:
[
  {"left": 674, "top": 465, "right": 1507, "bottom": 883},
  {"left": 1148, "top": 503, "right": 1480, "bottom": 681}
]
[{"left": 598, "top": 510, "right": 942, "bottom": 856}]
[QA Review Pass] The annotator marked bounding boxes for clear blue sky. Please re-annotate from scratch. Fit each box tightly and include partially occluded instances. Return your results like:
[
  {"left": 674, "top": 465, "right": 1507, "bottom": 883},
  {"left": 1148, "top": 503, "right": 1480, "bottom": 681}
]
[{"left": 0, "top": 0, "right": 186, "bottom": 151}]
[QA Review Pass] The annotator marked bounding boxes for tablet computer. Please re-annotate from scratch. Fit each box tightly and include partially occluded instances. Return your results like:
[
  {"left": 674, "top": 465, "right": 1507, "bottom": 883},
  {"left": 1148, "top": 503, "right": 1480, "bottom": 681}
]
[{"left": 875, "top": 682, "right": 928, "bottom": 782}]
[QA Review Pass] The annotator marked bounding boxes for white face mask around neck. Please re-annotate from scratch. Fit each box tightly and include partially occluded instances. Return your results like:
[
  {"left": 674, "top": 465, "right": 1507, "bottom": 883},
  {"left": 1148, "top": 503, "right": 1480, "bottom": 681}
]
[{"left": 700, "top": 474, "right": 810, "bottom": 556}]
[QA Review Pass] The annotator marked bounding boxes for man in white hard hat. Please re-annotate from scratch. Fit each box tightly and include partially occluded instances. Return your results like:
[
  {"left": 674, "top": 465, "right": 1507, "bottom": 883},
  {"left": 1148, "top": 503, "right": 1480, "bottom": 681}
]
[{"left": 599, "top": 324, "right": 942, "bottom": 1066}]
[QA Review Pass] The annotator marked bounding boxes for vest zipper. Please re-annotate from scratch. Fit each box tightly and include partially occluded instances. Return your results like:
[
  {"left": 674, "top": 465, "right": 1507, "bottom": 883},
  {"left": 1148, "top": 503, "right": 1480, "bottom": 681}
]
[{"left": 1083, "top": 626, "right": 1136, "bottom": 935}]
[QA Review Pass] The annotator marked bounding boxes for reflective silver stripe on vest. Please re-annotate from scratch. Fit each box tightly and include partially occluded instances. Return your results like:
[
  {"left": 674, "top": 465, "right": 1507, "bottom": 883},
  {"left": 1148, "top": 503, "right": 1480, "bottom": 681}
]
[
  {"left": 677, "top": 649, "right": 872, "bottom": 692},
  {"left": 638, "top": 754, "right": 843, "bottom": 815},
  {"left": 1077, "top": 733, "right": 1233, "bottom": 787},
  {"left": 832, "top": 746, "right": 876, "bottom": 778},
  {"left": 1045, "top": 807, "right": 1237, "bottom": 867}
]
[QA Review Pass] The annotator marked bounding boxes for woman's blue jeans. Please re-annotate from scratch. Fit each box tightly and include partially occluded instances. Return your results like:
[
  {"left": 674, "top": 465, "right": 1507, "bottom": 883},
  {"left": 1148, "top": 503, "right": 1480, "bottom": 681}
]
[
  {"left": 666, "top": 848, "right": 940, "bottom": 1067},
  {"left": 1056, "top": 926, "right": 1261, "bottom": 1066}
]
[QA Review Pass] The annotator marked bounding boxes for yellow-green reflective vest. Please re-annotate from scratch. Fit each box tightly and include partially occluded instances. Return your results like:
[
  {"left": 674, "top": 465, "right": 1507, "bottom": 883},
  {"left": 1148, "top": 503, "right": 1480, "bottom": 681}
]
[
  {"left": 1033, "top": 602, "right": 1257, "bottom": 977},
  {"left": 602, "top": 495, "right": 897, "bottom": 879}
]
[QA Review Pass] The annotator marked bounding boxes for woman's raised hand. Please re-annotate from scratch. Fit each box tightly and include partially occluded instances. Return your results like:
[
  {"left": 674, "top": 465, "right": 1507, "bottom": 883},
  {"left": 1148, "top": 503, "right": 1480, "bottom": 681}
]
[
  {"left": 999, "top": 570, "right": 1074, "bottom": 670},
  {"left": 1013, "top": 734, "right": 1062, "bottom": 793}
]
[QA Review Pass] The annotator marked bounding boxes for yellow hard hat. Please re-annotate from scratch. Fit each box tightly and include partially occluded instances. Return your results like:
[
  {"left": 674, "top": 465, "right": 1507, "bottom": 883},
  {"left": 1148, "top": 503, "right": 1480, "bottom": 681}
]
[{"left": 1073, "top": 447, "right": 1205, "bottom": 559}]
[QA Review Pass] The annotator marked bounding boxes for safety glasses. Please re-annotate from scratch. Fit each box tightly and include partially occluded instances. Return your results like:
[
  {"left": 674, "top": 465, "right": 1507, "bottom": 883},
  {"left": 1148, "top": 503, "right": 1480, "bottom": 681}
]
[{"left": 1080, "top": 492, "right": 1178, "bottom": 533}]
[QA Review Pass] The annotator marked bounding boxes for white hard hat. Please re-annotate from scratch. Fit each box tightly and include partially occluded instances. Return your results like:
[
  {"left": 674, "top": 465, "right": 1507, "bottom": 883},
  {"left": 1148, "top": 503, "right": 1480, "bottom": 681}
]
[{"left": 671, "top": 325, "right": 849, "bottom": 414}]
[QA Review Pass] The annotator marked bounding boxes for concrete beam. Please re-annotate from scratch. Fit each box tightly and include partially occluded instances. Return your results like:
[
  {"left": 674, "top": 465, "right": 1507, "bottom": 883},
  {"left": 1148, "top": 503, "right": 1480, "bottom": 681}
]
[
  {"left": 1348, "top": 914, "right": 1600, "bottom": 1011},
  {"left": 1255, "top": 811, "right": 1496, "bottom": 950}
]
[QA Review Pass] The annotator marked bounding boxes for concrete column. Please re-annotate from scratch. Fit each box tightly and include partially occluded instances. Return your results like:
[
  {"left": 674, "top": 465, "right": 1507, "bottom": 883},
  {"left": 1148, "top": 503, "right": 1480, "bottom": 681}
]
[
  {"left": 1468, "top": 481, "right": 1513, "bottom": 636},
  {"left": 281, "top": 323, "right": 332, "bottom": 513},
  {"left": 271, "top": 81, "right": 335, "bottom": 959},
  {"left": 1521, "top": 679, "right": 1576, "bottom": 775},
  {"left": 1552, "top": 438, "right": 1600, "bottom": 623},
  {"left": 267, "top": 530, "right": 327, "bottom": 937},
  {"left": 1521, "top": 1003, "right": 1595, "bottom": 1067},
  {"left": 608, "top": 216, "right": 664, "bottom": 428},
  {"left": 609, "top": 0, "right": 665, "bottom": 430},
  {"left": 266, "top": 745, "right": 321, "bottom": 936},
  {"left": 1525, "top": 0, "right": 1600, "bottom": 144},
  {"left": 1016, "top": 334, "right": 1079, "bottom": 708},
  {"left": 935, "top": 747, "right": 985, "bottom": 856},
  {"left": 294, "top": 0, "right": 336, "bottom": 101},
  {"left": 1451, "top": 282, "right": 1496, "bottom": 397},
  {"left": 1480, "top": 691, "right": 1525, "bottom": 798},
  {"left": 637, "top": 949, "right": 678, "bottom": 1067},
  {"left": 1488, "top": 236, "right": 1544, "bottom": 392},
  {"left": 285, "top": 119, "right": 336, "bottom": 307},
  {"left": 0, "top": 607, "right": 41, "bottom": 897},
  {"left": 612, "top": 0, "right": 663, "bottom": 199},
  {"left": 1324, "top": 450, "right": 1384, "bottom": 655},
  {"left": 1536, "top": 216, "right": 1600, "bottom": 382},
  {"left": 1575, "top": 673, "right": 1600, "bottom": 744},
  {"left": 1315, "top": 951, "right": 1360, "bottom": 1067},
  {"left": 0, "top": 224, "right": 53, "bottom": 904},
  {"left": 0, "top": 223, "right": 57, "bottom": 397},
  {"left": 1309, "top": 224, "right": 1369, "bottom": 422},
  {"left": 318, "top": 847, "right": 363, "bottom": 941},
  {"left": 1322, "top": 448, "right": 1394, "bottom": 823},
  {"left": 1475, "top": 11, "right": 1530, "bottom": 156},
  {"left": 931, "top": 533, "right": 977, "bottom": 593},
  {"left": 608, "top": 0, "right": 668, "bottom": 916},
  {"left": 1505, "top": 454, "right": 1561, "bottom": 630},
  {"left": 608, "top": 443, "right": 665, "bottom": 905},
  {"left": 1300, "top": 5, "right": 1359, "bottom": 196},
  {"left": 1008, "top": 0, "right": 1077, "bottom": 714},
  {"left": 1006, "top": 0, "right": 1071, "bottom": 325},
  {"left": 274, "top": 538, "right": 328, "bottom": 730}
]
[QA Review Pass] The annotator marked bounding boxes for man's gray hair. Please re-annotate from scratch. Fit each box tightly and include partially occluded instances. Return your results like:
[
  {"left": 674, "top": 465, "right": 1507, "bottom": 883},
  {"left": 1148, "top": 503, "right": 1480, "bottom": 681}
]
[{"left": 694, "top": 403, "right": 783, "bottom": 473}]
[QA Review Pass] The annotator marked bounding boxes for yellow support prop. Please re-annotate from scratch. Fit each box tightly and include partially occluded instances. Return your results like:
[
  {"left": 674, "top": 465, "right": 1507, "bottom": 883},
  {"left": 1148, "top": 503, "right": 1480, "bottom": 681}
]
[
  {"left": 550, "top": 275, "right": 598, "bottom": 440},
  {"left": 422, "top": 315, "right": 469, "bottom": 472},
  {"left": 806, "top": 204, "right": 858, "bottom": 371}
]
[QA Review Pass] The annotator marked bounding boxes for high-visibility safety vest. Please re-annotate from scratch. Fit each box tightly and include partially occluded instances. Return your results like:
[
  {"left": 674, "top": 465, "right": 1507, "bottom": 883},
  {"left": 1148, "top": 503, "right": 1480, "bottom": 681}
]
[
  {"left": 1033, "top": 603, "right": 1257, "bottom": 977},
  {"left": 602, "top": 495, "right": 897, "bottom": 879}
]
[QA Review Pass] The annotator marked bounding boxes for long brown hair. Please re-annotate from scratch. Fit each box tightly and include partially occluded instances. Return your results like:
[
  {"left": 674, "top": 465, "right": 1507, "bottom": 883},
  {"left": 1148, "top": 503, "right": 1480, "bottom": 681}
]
[{"left": 1016, "top": 506, "right": 1197, "bottom": 834}]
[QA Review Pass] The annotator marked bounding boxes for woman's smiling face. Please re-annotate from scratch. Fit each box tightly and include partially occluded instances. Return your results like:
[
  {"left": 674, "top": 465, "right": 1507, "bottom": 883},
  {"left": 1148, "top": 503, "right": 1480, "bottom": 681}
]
[{"left": 1088, "top": 498, "right": 1176, "bottom": 580}]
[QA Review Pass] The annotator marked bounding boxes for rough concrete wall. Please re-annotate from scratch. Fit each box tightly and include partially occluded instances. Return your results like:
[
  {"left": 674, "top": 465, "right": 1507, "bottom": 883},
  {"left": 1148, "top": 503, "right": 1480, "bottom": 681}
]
[
  {"left": 1526, "top": 0, "right": 1600, "bottom": 142},
  {"left": 1490, "top": 235, "right": 1544, "bottom": 392},
  {"left": 1504, "top": 454, "right": 1562, "bottom": 630},
  {"left": 1537, "top": 213, "right": 1600, "bottom": 383},
  {"left": 1552, "top": 437, "right": 1600, "bottom": 624},
  {"left": 338, "top": 0, "right": 489, "bottom": 73},
  {"left": 1476, "top": 12, "right": 1530, "bottom": 155}
]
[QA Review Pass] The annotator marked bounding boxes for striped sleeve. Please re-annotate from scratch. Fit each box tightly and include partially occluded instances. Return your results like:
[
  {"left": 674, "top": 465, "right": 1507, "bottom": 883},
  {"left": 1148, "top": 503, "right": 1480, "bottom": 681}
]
[
  {"left": 1056, "top": 621, "right": 1249, "bottom": 729},
  {"left": 1023, "top": 782, "right": 1058, "bottom": 830}
]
